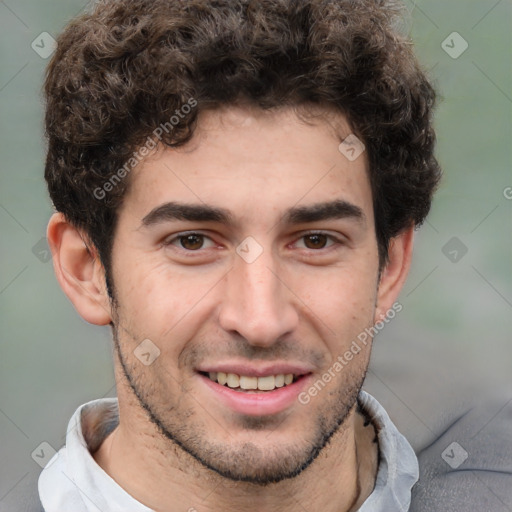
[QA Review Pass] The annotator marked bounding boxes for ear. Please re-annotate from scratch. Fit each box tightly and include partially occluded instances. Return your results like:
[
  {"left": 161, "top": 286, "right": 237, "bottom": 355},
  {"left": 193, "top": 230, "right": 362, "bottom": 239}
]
[
  {"left": 47, "top": 212, "right": 112, "bottom": 325},
  {"left": 374, "top": 225, "right": 414, "bottom": 323}
]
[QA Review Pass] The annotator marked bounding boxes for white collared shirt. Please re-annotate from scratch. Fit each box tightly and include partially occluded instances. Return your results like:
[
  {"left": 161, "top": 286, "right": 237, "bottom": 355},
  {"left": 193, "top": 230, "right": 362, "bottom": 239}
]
[{"left": 38, "top": 390, "right": 419, "bottom": 511}]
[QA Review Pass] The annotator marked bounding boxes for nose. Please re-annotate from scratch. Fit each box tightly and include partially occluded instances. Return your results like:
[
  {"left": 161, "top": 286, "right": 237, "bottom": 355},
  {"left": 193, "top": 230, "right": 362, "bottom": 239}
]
[{"left": 218, "top": 248, "right": 299, "bottom": 347}]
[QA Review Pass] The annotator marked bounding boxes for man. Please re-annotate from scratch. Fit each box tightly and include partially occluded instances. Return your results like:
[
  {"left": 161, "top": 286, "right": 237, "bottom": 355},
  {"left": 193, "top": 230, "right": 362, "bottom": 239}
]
[{"left": 38, "top": 0, "right": 442, "bottom": 510}]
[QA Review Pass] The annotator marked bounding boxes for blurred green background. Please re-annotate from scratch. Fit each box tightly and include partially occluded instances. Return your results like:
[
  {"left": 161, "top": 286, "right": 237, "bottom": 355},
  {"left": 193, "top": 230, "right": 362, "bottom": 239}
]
[{"left": 0, "top": 0, "right": 511, "bottom": 505}]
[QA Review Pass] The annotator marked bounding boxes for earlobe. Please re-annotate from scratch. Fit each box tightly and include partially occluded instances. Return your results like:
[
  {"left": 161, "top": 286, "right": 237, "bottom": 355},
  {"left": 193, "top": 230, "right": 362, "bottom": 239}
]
[
  {"left": 374, "top": 226, "right": 415, "bottom": 323},
  {"left": 47, "top": 213, "right": 112, "bottom": 326}
]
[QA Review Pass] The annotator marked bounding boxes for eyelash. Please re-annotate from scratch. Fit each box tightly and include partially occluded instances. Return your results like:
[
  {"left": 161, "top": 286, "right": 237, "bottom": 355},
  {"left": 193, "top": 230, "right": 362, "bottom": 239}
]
[{"left": 162, "top": 231, "right": 344, "bottom": 256}]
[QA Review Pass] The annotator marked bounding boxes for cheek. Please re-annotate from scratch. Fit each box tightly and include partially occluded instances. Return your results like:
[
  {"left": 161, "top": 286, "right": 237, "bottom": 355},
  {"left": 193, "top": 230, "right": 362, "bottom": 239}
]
[
  {"left": 295, "top": 264, "right": 378, "bottom": 349},
  {"left": 299, "top": 262, "right": 378, "bottom": 312},
  {"left": 112, "top": 259, "right": 221, "bottom": 345}
]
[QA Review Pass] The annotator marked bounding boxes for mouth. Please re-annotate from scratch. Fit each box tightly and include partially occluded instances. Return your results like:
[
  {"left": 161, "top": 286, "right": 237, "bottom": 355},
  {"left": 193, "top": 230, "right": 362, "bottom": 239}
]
[
  {"left": 196, "top": 368, "right": 313, "bottom": 416},
  {"left": 198, "top": 371, "right": 303, "bottom": 393}
]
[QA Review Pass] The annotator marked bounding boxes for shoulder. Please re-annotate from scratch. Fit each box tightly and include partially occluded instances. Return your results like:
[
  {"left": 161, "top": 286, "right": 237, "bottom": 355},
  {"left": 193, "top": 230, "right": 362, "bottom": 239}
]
[{"left": 410, "top": 394, "right": 512, "bottom": 512}]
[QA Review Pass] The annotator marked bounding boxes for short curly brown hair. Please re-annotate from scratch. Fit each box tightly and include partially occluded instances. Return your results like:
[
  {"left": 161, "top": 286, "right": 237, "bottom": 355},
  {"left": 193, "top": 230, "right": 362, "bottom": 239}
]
[{"left": 44, "top": 0, "right": 441, "bottom": 287}]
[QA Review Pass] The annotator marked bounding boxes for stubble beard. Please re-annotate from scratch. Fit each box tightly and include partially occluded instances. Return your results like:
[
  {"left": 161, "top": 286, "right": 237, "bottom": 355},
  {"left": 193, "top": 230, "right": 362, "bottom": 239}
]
[{"left": 111, "top": 324, "right": 370, "bottom": 487}]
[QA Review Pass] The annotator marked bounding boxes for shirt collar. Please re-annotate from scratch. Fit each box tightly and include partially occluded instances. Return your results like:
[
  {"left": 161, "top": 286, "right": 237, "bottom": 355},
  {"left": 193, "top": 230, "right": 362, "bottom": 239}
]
[
  {"left": 39, "top": 397, "right": 152, "bottom": 512},
  {"left": 358, "top": 390, "right": 419, "bottom": 511},
  {"left": 39, "top": 391, "right": 418, "bottom": 512}
]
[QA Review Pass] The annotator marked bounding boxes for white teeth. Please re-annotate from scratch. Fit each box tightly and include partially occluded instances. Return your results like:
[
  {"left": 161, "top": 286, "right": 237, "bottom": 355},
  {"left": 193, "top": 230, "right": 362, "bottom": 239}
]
[
  {"left": 257, "top": 375, "right": 275, "bottom": 391},
  {"left": 226, "top": 373, "right": 239, "bottom": 388},
  {"left": 206, "top": 371, "right": 297, "bottom": 391},
  {"left": 274, "top": 374, "right": 285, "bottom": 387},
  {"left": 239, "top": 375, "right": 258, "bottom": 390}
]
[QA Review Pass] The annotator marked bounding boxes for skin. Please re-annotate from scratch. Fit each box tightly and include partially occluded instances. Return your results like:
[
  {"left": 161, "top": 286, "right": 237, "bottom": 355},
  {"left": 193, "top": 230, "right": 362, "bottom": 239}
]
[{"left": 48, "top": 105, "right": 414, "bottom": 512}]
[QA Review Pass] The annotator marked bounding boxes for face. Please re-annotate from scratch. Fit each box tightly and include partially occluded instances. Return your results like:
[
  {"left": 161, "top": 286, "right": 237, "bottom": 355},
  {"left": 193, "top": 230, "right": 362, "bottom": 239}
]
[{"left": 109, "top": 106, "right": 380, "bottom": 484}]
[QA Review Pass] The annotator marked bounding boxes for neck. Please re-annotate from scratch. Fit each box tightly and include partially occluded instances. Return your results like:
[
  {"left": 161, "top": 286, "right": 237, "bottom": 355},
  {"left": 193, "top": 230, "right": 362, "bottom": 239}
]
[{"left": 93, "top": 396, "right": 378, "bottom": 512}]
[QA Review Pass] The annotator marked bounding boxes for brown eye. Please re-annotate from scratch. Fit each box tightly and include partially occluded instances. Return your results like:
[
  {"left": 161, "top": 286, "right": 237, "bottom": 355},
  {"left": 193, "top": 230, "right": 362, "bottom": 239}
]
[
  {"left": 164, "top": 232, "right": 216, "bottom": 253},
  {"left": 179, "top": 234, "right": 205, "bottom": 250},
  {"left": 303, "top": 233, "right": 329, "bottom": 249}
]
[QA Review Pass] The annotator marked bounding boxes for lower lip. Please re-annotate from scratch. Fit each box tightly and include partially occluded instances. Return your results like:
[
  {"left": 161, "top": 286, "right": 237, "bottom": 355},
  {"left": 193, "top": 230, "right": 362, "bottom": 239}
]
[{"left": 198, "top": 373, "right": 312, "bottom": 416}]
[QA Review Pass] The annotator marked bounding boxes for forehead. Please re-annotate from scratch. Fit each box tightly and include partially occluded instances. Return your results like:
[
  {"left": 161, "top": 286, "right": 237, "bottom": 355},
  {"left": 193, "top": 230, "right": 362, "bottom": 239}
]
[{"left": 119, "top": 106, "right": 373, "bottom": 228}]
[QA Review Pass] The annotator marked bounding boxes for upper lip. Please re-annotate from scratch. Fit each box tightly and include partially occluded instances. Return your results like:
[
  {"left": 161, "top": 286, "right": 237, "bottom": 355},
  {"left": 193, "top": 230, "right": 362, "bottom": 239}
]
[{"left": 196, "top": 362, "right": 314, "bottom": 378}]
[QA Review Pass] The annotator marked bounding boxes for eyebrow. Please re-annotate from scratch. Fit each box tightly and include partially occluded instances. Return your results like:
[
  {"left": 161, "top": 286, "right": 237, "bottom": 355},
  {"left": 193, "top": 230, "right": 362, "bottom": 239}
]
[{"left": 140, "top": 199, "right": 365, "bottom": 228}]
